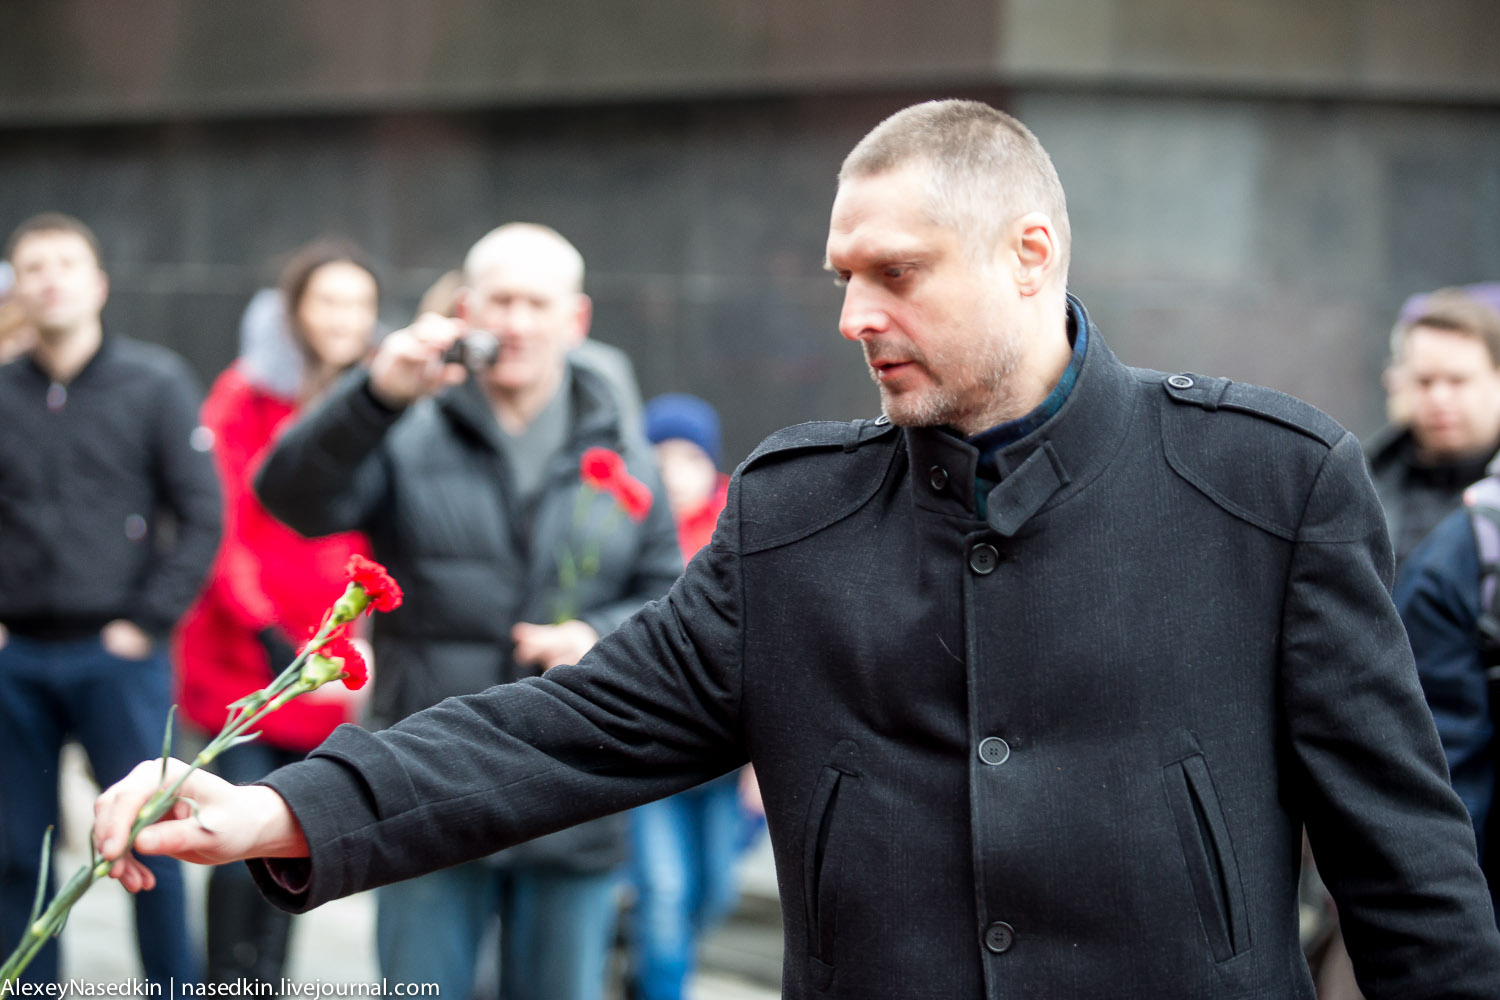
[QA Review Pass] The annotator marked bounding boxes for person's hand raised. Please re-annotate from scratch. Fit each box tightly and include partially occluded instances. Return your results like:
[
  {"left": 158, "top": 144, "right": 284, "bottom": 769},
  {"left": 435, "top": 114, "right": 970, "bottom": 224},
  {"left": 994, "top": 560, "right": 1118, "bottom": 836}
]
[{"left": 367, "top": 312, "right": 470, "bottom": 408}]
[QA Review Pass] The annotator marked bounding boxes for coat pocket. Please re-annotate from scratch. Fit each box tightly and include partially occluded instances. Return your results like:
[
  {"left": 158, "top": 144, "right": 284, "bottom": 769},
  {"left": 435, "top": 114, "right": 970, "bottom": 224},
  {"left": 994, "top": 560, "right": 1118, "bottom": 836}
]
[
  {"left": 802, "top": 740, "right": 859, "bottom": 990},
  {"left": 1163, "top": 749, "right": 1251, "bottom": 963}
]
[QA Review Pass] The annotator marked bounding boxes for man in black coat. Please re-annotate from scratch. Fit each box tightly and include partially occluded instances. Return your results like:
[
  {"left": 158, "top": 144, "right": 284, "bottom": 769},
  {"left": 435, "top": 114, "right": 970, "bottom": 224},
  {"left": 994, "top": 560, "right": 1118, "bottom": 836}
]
[{"left": 96, "top": 101, "right": 1500, "bottom": 999}]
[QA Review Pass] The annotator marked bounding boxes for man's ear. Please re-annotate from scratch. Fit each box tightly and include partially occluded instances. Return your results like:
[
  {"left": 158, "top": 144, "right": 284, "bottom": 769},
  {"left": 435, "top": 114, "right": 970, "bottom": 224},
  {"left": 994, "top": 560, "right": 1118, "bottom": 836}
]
[
  {"left": 1381, "top": 363, "right": 1403, "bottom": 396},
  {"left": 1010, "top": 212, "right": 1058, "bottom": 298},
  {"left": 569, "top": 293, "right": 593, "bottom": 347},
  {"left": 453, "top": 287, "right": 473, "bottom": 324}
]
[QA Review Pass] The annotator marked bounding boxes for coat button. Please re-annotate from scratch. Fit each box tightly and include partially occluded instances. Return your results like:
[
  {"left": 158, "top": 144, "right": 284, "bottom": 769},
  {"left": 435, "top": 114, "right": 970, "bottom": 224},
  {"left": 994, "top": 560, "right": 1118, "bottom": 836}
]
[
  {"left": 984, "top": 921, "right": 1015, "bottom": 954},
  {"left": 969, "top": 543, "right": 999, "bottom": 574},
  {"left": 977, "top": 737, "right": 1011, "bottom": 766},
  {"left": 1167, "top": 374, "right": 1194, "bottom": 390},
  {"left": 928, "top": 465, "right": 948, "bottom": 491}
]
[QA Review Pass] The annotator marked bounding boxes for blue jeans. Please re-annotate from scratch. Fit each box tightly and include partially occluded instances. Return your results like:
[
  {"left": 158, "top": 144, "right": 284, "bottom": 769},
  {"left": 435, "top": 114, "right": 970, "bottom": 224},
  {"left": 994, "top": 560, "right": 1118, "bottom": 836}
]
[
  {"left": 376, "top": 862, "right": 620, "bottom": 1000},
  {"left": 628, "top": 774, "right": 748, "bottom": 1000},
  {"left": 0, "top": 634, "right": 200, "bottom": 986}
]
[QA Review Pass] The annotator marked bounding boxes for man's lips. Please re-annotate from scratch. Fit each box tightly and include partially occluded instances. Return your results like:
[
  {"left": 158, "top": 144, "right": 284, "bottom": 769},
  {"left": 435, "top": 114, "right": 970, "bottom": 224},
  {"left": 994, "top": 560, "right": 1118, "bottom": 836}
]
[{"left": 870, "top": 359, "right": 915, "bottom": 380}]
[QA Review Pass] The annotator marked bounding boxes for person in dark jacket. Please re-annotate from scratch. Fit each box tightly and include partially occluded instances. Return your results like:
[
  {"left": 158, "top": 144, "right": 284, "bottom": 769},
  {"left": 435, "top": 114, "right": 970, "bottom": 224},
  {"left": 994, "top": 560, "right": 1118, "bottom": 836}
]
[
  {"left": 97, "top": 102, "right": 1500, "bottom": 999},
  {"left": 0, "top": 212, "right": 219, "bottom": 987},
  {"left": 1365, "top": 286, "right": 1500, "bottom": 568},
  {"left": 247, "top": 223, "right": 681, "bottom": 1000},
  {"left": 1394, "top": 461, "right": 1500, "bottom": 917}
]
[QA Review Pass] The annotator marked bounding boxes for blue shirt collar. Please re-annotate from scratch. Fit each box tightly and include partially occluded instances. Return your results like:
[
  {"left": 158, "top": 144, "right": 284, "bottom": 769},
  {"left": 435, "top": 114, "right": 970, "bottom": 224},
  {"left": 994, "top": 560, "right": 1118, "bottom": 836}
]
[{"left": 968, "top": 305, "right": 1086, "bottom": 462}]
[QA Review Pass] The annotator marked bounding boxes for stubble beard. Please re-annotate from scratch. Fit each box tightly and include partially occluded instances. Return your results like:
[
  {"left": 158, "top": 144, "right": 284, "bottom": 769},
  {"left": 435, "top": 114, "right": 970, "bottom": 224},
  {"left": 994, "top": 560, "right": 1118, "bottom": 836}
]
[{"left": 872, "top": 328, "right": 1022, "bottom": 434}]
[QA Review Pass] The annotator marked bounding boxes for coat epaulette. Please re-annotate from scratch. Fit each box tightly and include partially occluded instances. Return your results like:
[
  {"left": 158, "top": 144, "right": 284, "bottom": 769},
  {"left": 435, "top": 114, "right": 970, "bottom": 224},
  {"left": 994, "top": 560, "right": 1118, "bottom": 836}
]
[
  {"left": 1157, "top": 372, "right": 1351, "bottom": 540},
  {"left": 736, "top": 416, "right": 901, "bottom": 554},
  {"left": 1159, "top": 372, "right": 1344, "bottom": 448},
  {"left": 741, "top": 415, "right": 898, "bottom": 472}
]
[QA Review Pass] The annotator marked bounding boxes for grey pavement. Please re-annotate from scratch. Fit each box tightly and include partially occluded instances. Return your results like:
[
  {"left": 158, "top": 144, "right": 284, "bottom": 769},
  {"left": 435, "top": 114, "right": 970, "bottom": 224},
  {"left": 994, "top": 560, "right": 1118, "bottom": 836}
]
[{"left": 35, "top": 744, "right": 781, "bottom": 1000}]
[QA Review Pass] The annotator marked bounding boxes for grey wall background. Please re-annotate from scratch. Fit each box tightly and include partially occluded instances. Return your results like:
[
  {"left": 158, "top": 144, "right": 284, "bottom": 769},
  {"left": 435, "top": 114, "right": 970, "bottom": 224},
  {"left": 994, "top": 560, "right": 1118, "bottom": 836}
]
[{"left": 2, "top": 0, "right": 1498, "bottom": 464}]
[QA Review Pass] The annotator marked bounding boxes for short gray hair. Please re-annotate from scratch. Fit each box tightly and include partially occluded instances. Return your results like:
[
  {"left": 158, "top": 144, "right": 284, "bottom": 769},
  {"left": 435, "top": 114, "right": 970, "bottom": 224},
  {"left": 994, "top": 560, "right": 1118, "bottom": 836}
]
[
  {"left": 463, "top": 222, "right": 585, "bottom": 291},
  {"left": 839, "top": 100, "right": 1071, "bottom": 281}
]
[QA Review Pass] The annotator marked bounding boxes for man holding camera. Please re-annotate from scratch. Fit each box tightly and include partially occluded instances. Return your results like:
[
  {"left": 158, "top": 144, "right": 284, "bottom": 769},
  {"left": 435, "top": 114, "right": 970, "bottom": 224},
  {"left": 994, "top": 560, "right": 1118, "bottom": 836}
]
[{"left": 251, "top": 222, "right": 682, "bottom": 1000}]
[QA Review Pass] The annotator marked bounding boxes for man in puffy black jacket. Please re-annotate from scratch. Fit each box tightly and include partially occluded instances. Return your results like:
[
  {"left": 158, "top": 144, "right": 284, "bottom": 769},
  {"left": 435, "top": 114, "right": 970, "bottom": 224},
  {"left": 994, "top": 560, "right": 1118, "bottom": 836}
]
[
  {"left": 251, "top": 223, "right": 683, "bottom": 1000},
  {"left": 98, "top": 103, "right": 1500, "bottom": 999}
]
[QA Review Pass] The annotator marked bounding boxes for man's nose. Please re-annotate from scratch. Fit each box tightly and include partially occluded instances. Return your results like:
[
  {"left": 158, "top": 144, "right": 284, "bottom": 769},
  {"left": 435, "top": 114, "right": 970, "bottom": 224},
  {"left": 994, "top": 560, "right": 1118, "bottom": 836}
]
[
  {"left": 496, "top": 302, "right": 535, "bottom": 334},
  {"left": 838, "top": 282, "right": 888, "bottom": 342}
]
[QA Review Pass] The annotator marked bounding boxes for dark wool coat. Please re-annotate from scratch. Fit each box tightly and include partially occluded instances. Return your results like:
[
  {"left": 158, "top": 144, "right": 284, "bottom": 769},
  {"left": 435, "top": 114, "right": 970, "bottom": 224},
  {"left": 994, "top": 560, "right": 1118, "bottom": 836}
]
[
  {"left": 255, "top": 300, "right": 1500, "bottom": 998},
  {"left": 254, "top": 361, "right": 682, "bottom": 872}
]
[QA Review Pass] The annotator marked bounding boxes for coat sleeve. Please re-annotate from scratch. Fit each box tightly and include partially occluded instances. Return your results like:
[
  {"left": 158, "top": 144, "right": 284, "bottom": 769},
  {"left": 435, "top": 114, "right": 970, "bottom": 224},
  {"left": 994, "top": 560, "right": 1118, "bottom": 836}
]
[
  {"left": 1279, "top": 430, "right": 1500, "bottom": 998},
  {"left": 130, "top": 358, "right": 222, "bottom": 636},
  {"left": 249, "top": 467, "right": 749, "bottom": 911},
  {"left": 1393, "top": 510, "right": 1494, "bottom": 844},
  {"left": 254, "top": 369, "right": 397, "bottom": 537}
]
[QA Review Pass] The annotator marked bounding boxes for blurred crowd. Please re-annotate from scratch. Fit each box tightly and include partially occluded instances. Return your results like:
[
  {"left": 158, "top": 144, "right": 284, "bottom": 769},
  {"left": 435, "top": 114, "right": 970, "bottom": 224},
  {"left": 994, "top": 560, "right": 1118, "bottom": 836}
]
[
  {"left": 0, "top": 214, "right": 762, "bottom": 1000},
  {"left": 2, "top": 207, "right": 1499, "bottom": 1000}
]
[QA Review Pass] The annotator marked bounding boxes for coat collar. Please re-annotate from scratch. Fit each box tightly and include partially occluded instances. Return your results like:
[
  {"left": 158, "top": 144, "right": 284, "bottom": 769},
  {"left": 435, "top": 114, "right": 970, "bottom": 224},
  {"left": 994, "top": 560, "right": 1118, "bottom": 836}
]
[{"left": 903, "top": 294, "right": 1138, "bottom": 537}]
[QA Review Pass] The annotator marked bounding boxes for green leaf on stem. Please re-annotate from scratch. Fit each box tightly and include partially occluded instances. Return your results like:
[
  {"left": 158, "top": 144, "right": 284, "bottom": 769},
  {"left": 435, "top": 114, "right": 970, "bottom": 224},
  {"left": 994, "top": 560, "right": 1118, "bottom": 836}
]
[
  {"left": 158, "top": 706, "right": 177, "bottom": 783},
  {"left": 27, "top": 828, "right": 53, "bottom": 928}
]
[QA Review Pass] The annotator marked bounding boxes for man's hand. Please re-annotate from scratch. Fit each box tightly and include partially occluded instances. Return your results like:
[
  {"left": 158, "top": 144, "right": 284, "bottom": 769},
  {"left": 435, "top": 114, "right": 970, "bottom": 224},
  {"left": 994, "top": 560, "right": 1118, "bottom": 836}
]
[
  {"left": 511, "top": 620, "right": 600, "bottom": 672},
  {"left": 101, "top": 619, "right": 153, "bottom": 660},
  {"left": 367, "top": 312, "right": 470, "bottom": 408},
  {"left": 93, "top": 758, "right": 309, "bottom": 893}
]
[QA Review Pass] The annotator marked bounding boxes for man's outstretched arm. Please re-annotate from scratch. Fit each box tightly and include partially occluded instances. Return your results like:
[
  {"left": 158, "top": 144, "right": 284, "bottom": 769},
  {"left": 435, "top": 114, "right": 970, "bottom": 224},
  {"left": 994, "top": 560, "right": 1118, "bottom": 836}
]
[{"left": 93, "top": 758, "right": 309, "bottom": 892}]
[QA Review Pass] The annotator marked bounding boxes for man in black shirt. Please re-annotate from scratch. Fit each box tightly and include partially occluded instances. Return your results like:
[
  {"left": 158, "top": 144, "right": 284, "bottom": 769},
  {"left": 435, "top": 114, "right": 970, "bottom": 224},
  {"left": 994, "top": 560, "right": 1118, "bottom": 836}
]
[{"left": 0, "top": 213, "right": 219, "bottom": 987}]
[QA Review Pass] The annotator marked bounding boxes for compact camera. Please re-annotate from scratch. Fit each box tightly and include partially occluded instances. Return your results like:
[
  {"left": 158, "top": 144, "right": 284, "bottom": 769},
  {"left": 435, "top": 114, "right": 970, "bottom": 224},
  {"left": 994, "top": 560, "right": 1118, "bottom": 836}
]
[{"left": 441, "top": 330, "right": 500, "bottom": 371}]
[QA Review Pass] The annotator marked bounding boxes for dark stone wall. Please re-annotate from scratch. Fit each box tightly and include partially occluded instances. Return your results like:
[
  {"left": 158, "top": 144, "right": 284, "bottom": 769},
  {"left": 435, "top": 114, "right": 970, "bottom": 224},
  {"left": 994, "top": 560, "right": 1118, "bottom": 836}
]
[
  {"left": 6, "top": 87, "right": 1498, "bottom": 461},
  {"left": 4, "top": 1, "right": 1500, "bottom": 460},
  {"left": 0, "top": 93, "right": 953, "bottom": 465},
  {"left": 1031, "top": 93, "right": 1500, "bottom": 438}
]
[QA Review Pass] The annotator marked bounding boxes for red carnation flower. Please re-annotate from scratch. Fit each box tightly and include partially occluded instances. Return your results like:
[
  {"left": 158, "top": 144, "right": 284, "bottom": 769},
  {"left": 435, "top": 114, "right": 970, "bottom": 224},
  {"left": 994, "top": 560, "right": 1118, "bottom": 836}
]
[
  {"left": 580, "top": 447, "right": 626, "bottom": 492},
  {"left": 346, "top": 554, "right": 403, "bottom": 614},
  {"left": 615, "top": 474, "right": 654, "bottom": 523},
  {"left": 319, "top": 633, "right": 369, "bottom": 690}
]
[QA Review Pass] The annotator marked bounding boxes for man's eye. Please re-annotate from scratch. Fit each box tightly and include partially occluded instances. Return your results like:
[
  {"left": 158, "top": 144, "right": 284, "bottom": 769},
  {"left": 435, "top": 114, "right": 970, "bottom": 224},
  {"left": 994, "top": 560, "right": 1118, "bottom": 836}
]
[
  {"left": 883, "top": 265, "right": 911, "bottom": 280},
  {"left": 832, "top": 272, "right": 850, "bottom": 287}
]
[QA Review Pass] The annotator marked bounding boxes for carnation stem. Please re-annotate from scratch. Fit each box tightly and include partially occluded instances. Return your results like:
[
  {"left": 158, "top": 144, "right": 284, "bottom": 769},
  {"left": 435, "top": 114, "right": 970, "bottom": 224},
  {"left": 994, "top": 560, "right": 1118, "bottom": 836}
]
[{"left": 0, "top": 608, "right": 348, "bottom": 984}]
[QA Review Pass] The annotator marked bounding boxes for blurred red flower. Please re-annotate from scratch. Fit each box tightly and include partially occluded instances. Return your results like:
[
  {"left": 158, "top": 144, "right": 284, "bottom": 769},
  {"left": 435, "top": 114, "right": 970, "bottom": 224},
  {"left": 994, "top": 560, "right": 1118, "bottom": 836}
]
[
  {"left": 578, "top": 447, "right": 652, "bottom": 523},
  {"left": 616, "top": 475, "right": 654, "bottom": 523},
  {"left": 580, "top": 447, "right": 626, "bottom": 492}
]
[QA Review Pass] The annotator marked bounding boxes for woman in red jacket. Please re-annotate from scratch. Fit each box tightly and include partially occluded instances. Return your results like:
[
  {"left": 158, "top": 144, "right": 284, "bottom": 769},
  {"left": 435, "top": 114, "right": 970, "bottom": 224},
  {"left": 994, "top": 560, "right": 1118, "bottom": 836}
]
[{"left": 175, "top": 240, "right": 380, "bottom": 986}]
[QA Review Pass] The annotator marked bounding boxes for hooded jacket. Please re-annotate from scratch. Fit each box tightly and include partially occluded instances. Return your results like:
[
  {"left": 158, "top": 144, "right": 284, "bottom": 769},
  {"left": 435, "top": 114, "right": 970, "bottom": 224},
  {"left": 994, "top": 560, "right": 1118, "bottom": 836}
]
[{"left": 175, "top": 302, "right": 370, "bottom": 751}]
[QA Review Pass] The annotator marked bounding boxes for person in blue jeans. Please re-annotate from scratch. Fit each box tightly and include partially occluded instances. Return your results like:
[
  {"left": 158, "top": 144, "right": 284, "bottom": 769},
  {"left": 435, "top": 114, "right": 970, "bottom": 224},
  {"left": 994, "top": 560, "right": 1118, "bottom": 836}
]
[
  {"left": 629, "top": 394, "right": 765, "bottom": 1000},
  {"left": 0, "top": 213, "right": 220, "bottom": 986}
]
